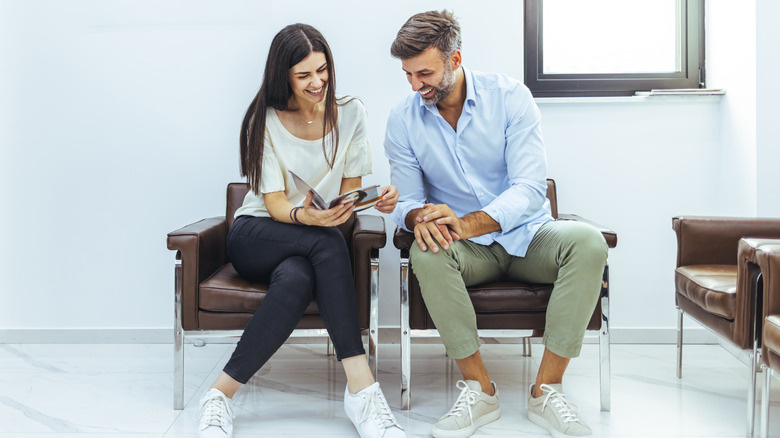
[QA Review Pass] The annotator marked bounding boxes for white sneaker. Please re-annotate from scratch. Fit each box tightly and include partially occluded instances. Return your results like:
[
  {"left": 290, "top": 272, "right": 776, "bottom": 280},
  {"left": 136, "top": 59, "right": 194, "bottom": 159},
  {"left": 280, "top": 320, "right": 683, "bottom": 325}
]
[
  {"left": 344, "top": 382, "right": 406, "bottom": 438},
  {"left": 197, "top": 388, "right": 235, "bottom": 438},
  {"left": 432, "top": 380, "right": 500, "bottom": 438},
  {"left": 527, "top": 384, "right": 591, "bottom": 437}
]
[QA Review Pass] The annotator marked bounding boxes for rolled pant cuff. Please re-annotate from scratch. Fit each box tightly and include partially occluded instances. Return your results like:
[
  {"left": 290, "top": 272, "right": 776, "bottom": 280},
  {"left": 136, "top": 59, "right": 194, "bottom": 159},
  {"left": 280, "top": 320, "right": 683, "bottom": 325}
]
[
  {"left": 445, "top": 338, "right": 481, "bottom": 360},
  {"left": 542, "top": 333, "right": 583, "bottom": 359}
]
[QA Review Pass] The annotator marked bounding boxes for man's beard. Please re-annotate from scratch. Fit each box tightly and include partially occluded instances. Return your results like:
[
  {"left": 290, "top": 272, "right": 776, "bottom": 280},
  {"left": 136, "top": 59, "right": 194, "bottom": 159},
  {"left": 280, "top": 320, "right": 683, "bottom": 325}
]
[{"left": 421, "top": 64, "right": 456, "bottom": 105}]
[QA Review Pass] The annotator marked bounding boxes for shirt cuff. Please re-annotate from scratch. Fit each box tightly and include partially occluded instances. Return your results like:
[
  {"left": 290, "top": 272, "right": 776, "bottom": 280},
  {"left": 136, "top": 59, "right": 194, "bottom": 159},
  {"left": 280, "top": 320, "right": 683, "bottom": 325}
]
[{"left": 392, "top": 200, "right": 425, "bottom": 232}]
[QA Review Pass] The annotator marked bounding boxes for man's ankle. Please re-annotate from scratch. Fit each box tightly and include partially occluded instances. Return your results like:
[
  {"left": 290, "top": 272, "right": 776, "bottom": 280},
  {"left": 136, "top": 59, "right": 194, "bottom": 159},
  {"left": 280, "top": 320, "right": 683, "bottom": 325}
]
[{"left": 531, "top": 381, "right": 562, "bottom": 398}]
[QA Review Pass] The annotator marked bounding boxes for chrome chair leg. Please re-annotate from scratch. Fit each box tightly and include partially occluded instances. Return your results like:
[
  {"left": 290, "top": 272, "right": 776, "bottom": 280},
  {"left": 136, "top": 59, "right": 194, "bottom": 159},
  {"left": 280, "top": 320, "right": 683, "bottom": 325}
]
[
  {"left": 327, "top": 337, "right": 335, "bottom": 356},
  {"left": 749, "top": 271, "right": 764, "bottom": 438},
  {"left": 400, "top": 251, "right": 411, "bottom": 410},
  {"left": 522, "top": 337, "right": 532, "bottom": 357},
  {"left": 599, "top": 267, "right": 611, "bottom": 412},
  {"left": 748, "top": 346, "right": 759, "bottom": 438},
  {"left": 174, "top": 255, "right": 184, "bottom": 410},
  {"left": 677, "top": 307, "right": 684, "bottom": 379},
  {"left": 762, "top": 366, "right": 772, "bottom": 438},
  {"left": 369, "top": 251, "right": 380, "bottom": 378}
]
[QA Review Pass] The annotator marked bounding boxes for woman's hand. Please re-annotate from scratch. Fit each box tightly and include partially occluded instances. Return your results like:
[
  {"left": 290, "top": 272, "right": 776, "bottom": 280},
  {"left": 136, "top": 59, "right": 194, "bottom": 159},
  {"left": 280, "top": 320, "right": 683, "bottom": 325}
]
[
  {"left": 373, "top": 185, "right": 399, "bottom": 214},
  {"left": 298, "top": 190, "right": 354, "bottom": 227}
]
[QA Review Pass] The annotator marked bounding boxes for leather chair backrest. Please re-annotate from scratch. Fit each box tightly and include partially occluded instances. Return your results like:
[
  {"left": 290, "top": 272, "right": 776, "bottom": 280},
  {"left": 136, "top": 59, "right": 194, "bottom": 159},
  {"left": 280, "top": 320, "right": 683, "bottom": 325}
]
[
  {"left": 546, "top": 178, "right": 558, "bottom": 219},
  {"left": 227, "top": 183, "right": 250, "bottom": 229}
]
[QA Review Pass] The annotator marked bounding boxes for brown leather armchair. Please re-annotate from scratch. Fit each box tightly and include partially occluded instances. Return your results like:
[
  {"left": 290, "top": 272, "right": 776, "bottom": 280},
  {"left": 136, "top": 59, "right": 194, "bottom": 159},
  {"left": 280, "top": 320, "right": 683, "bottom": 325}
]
[
  {"left": 394, "top": 179, "right": 617, "bottom": 411},
  {"left": 673, "top": 217, "right": 780, "bottom": 437},
  {"left": 167, "top": 183, "right": 387, "bottom": 409},
  {"left": 745, "top": 239, "right": 780, "bottom": 438}
]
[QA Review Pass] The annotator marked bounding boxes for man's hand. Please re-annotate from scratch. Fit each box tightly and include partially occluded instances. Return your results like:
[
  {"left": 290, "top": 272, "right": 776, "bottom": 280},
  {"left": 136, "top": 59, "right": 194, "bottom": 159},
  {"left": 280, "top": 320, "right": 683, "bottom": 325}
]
[
  {"left": 416, "top": 203, "right": 467, "bottom": 240},
  {"left": 412, "top": 203, "right": 461, "bottom": 253},
  {"left": 409, "top": 204, "right": 501, "bottom": 252}
]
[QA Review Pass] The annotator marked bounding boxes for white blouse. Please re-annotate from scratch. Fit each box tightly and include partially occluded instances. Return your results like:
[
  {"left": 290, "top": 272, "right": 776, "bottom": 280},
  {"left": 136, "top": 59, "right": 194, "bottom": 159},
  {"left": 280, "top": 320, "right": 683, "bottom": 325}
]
[{"left": 234, "top": 97, "right": 372, "bottom": 218}]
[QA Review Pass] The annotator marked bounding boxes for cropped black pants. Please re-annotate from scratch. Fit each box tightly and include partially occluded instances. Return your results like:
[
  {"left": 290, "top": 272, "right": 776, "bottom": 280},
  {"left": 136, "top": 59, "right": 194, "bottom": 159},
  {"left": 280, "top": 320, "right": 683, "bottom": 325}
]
[{"left": 222, "top": 215, "right": 365, "bottom": 384}]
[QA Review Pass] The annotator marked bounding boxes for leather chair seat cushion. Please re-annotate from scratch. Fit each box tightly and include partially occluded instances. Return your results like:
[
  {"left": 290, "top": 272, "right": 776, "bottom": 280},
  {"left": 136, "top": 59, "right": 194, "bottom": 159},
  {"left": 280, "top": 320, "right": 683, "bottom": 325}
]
[
  {"left": 765, "top": 315, "right": 780, "bottom": 359},
  {"left": 199, "top": 264, "right": 319, "bottom": 314},
  {"left": 468, "top": 282, "right": 554, "bottom": 312},
  {"left": 675, "top": 265, "right": 737, "bottom": 320}
]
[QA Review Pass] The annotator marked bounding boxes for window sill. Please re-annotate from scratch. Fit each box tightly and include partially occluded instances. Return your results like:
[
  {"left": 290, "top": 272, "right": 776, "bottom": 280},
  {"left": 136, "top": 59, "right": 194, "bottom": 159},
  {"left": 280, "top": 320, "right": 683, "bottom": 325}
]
[{"left": 535, "top": 93, "right": 724, "bottom": 105}]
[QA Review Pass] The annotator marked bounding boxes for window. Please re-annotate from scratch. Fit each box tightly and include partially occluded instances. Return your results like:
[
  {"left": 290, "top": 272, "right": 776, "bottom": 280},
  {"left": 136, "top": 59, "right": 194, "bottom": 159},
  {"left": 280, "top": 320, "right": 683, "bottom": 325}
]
[{"left": 524, "top": 0, "right": 705, "bottom": 97}]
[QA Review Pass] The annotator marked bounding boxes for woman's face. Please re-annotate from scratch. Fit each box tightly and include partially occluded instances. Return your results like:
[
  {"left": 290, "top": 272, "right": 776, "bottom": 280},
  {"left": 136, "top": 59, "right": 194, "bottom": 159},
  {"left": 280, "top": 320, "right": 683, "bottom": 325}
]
[{"left": 288, "top": 51, "right": 328, "bottom": 106}]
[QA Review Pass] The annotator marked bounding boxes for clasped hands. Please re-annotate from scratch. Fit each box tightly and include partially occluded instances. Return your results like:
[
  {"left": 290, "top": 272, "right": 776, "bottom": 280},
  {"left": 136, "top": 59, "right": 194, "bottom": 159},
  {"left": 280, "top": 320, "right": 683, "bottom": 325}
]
[{"left": 413, "top": 203, "right": 466, "bottom": 253}]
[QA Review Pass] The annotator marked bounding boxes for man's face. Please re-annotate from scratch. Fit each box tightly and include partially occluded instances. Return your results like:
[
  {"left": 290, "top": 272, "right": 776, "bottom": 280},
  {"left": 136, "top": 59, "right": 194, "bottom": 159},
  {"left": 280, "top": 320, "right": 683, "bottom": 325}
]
[{"left": 401, "top": 47, "right": 457, "bottom": 105}]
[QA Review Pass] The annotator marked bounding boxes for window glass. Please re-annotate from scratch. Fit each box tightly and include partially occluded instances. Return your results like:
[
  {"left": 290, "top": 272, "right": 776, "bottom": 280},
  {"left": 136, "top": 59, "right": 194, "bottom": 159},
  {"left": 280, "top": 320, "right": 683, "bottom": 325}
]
[
  {"left": 524, "top": 0, "right": 704, "bottom": 97},
  {"left": 542, "top": 0, "right": 678, "bottom": 74}
]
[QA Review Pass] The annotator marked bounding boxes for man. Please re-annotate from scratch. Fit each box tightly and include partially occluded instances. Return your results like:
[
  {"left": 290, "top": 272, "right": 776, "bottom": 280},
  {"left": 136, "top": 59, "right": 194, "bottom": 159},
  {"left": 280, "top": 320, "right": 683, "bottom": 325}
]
[{"left": 384, "top": 10, "right": 608, "bottom": 438}]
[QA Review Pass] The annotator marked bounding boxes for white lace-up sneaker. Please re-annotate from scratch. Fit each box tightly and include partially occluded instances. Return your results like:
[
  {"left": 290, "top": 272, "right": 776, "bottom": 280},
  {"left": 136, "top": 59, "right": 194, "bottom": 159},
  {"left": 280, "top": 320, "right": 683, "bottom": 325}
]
[
  {"left": 197, "top": 388, "right": 235, "bottom": 438},
  {"left": 432, "top": 380, "right": 500, "bottom": 438},
  {"left": 344, "top": 382, "right": 406, "bottom": 438},
  {"left": 527, "top": 384, "right": 591, "bottom": 437}
]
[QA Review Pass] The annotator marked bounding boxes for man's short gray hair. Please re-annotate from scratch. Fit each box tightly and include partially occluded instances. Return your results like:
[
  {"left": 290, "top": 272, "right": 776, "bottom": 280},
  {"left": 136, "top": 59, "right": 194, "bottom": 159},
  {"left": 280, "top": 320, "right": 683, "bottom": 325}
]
[{"left": 390, "top": 10, "right": 462, "bottom": 60}]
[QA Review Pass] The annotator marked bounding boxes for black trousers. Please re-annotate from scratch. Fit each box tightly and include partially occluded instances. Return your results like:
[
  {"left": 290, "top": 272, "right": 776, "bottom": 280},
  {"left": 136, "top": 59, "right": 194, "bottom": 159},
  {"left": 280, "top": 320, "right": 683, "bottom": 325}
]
[{"left": 222, "top": 215, "right": 365, "bottom": 384}]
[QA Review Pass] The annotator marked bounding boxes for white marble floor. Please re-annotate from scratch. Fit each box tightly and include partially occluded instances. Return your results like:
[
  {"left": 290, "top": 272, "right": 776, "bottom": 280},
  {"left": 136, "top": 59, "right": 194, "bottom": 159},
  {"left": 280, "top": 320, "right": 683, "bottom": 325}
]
[{"left": 1, "top": 341, "right": 780, "bottom": 437}]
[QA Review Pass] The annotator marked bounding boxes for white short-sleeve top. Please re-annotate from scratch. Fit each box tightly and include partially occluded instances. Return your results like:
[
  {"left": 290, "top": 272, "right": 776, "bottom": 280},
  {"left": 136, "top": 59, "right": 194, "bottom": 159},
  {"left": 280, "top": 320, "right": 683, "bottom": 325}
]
[{"left": 235, "top": 97, "right": 372, "bottom": 218}]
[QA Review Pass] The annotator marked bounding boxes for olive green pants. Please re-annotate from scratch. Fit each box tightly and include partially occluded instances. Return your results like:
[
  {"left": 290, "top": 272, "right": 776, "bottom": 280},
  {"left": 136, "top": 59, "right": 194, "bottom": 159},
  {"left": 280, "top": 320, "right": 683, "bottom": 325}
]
[{"left": 409, "top": 220, "right": 608, "bottom": 359}]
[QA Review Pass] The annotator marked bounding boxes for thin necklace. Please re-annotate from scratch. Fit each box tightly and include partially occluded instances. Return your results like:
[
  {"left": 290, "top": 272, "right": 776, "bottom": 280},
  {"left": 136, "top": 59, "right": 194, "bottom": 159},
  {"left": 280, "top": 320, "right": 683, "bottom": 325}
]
[{"left": 296, "top": 107, "right": 321, "bottom": 125}]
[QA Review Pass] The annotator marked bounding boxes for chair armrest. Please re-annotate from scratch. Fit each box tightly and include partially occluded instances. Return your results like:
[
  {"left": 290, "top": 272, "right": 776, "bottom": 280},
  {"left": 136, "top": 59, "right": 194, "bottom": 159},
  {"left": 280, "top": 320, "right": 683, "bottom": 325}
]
[
  {"left": 673, "top": 216, "right": 780, "bottom": 267},
  {"left": 352, "top": 214, "right": 387, "bottom": 252},
  {"left": 167, "top": 216, "right": 228, "bottom": 330},
  {"left": 740, "top": 238, "right": 780, "bottom": 321},
  {"left": 351, "top": 214, "right": 386, "bottom": 329},
  {"left": 393, "top": 226, "right": 415, "bottom": 253},
  {"left": 557, "top": 214, "right": 617, "bottom": 249}
]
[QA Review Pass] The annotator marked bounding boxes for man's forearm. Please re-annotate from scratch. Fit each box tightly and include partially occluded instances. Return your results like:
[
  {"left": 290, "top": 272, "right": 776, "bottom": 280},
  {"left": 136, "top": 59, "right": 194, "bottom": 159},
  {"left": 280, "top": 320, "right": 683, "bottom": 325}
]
[{"left": 460, "top": 211, "right": 501, "bottom": 239}]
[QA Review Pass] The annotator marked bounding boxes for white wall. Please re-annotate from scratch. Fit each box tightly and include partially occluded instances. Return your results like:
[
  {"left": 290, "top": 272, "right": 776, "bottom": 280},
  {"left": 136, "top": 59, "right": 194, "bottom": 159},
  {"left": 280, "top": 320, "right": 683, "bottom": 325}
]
[
  {"left": 0, "top": 0, "right": 761, "bottom": 341},
  {"left": 756, "top": 0, "right": 780, "bottom": 218},
  {"left": 706, "top": 1, "right": 757, "bottom": 216},
  {"left": 538, "top": 98, "right": 722, "bottom": 335}
]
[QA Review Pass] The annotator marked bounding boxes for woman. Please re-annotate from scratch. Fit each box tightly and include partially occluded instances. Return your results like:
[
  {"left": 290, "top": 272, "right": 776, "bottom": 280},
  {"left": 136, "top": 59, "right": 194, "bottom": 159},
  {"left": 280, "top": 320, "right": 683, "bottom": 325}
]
[{"left": 196, "top": 24, "right": 404, "bottom": 438}]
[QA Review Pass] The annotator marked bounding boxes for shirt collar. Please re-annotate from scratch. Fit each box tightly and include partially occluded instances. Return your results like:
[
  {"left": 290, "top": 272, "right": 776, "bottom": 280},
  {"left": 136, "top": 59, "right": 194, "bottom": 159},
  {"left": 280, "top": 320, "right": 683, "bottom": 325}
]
[
  {"left": 463, "top": 66, "right": 476, "bottom": 107},
  {"left": 417, "top": 66, "right": 476, "bottom": 113}
]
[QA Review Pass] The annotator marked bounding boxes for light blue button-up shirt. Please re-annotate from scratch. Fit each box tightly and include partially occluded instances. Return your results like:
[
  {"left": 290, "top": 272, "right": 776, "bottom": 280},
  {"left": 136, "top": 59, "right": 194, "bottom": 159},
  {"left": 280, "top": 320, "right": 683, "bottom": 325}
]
[{"left": 384, "top": 67, "right": 553, "bottom": 257}]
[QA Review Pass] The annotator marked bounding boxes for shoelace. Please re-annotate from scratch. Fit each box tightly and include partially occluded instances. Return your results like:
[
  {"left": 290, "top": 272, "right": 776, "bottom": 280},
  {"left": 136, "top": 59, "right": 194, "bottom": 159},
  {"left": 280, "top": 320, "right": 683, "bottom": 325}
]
[
  {"left": 443, "top": 380, "right": 480, "bottom": 425},
  {"left": 539, "top": 384, "right": 579, "bottom": 424},
  {"left": 199, "top": 393, "right": 235, "bottom": 429},
  {"left": 357, "top": 388, "right": 402, "bottom": 432}
]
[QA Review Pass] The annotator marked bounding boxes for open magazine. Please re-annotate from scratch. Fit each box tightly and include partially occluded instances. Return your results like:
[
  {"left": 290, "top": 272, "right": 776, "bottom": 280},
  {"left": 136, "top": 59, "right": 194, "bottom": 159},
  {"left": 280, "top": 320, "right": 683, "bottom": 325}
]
[{"left": 289, "top": 171, "right": 382, "bottom": 212}]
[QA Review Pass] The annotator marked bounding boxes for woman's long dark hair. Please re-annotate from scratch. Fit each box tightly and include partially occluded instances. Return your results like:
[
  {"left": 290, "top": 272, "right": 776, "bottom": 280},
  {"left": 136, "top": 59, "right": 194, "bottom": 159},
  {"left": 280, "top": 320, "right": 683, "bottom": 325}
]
[{"left": 240, "top": 24, "right": 341, "bottom": 195}]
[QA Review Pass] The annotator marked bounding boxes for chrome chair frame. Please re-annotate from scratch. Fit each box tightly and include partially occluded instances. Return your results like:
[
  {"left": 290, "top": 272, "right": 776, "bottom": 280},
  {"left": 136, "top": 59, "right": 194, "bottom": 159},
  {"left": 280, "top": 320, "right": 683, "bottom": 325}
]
[
  {"left": 399, "top": 250, "right": 611, "bottom": 412},
  {"left": 762, "top": 366, "right": 773, "bottom": 438},
  {"left": 677, "top": 271, "right": 763, "bottom": 438},
  {"left": 172, "top": 249, "right": 380, "bottom": 410}
]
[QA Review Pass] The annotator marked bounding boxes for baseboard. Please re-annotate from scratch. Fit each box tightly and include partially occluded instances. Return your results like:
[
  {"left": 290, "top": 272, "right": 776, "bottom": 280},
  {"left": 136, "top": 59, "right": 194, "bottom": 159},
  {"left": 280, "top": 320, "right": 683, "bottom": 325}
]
[
  {"left": 0, "top": 329, "right": 172, "bottom": 344},
  {"left": 0, "top": 326, "right": 718, "bottom": 344}
]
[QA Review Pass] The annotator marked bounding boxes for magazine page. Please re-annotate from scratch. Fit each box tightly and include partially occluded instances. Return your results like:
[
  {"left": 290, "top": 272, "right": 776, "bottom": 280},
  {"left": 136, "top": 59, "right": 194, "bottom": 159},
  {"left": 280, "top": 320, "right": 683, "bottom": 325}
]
[
  {"left": 289, "top": 170, "right": 381, "bottom": 211},
  {"left": 329, "top": 185, "right": 381, "bottom": 211},
  {"left": 288, "top": 171, "right": 329, "bottom": 210}
]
